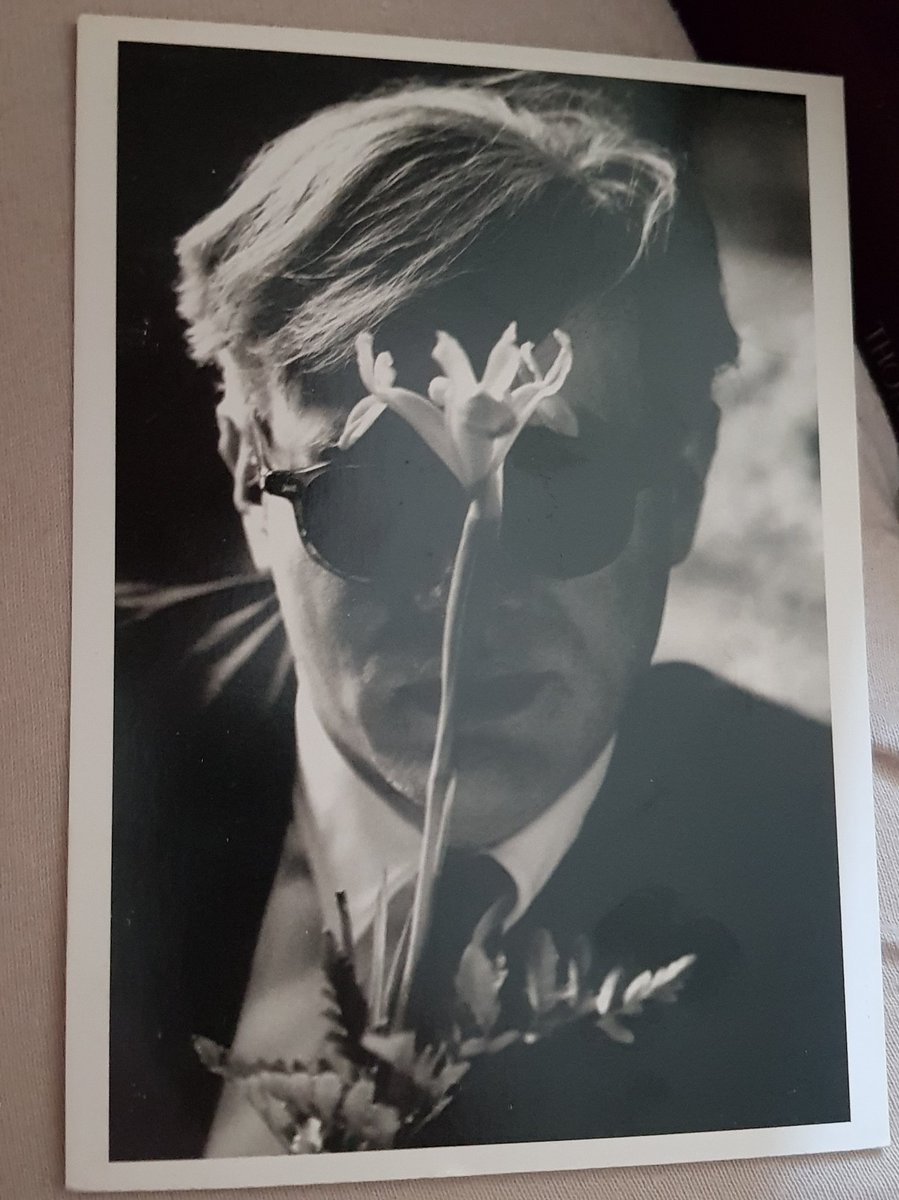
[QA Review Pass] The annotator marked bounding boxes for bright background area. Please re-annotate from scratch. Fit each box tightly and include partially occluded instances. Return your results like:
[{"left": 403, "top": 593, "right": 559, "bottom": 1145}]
[{"left": 656, "top": 92, "right": 829, "bottom": 720}]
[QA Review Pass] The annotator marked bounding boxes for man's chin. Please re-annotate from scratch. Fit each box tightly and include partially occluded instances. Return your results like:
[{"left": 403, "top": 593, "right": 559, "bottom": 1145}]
[{"left": 369, "top": 735, "right": 593, "bottom": 849}]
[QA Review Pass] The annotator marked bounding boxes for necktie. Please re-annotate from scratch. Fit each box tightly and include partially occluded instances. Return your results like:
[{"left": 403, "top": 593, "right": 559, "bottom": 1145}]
[{"left": 406, "top": 849, "right": 515, "bottom": 1044}]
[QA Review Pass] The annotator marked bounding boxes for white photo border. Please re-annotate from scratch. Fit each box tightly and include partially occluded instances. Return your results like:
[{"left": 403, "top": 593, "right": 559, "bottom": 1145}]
[{"left": 67, "top": 12, "right": 888, "bottom": 1191}]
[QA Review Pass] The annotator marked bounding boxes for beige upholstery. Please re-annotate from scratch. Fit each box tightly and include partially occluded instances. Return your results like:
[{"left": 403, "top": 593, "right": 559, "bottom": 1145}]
[{"left": 1, "top": 1, "right": 896, "bottom": 1196}]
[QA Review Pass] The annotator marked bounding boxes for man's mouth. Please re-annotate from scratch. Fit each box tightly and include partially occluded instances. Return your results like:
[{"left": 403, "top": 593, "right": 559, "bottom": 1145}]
[{"left": 399, "top": 672, "right": 550, "bottom": 722}]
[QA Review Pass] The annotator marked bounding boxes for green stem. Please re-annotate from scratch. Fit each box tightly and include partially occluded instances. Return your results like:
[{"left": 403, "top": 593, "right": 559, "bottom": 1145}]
[{"left": 393, "top": 475, "right": 499, "bottom": 1027}]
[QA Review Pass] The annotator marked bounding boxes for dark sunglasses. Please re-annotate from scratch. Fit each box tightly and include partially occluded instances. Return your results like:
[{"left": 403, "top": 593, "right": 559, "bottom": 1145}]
[{"left": 252, "top": 410, "right": 677, "bottom": 585}]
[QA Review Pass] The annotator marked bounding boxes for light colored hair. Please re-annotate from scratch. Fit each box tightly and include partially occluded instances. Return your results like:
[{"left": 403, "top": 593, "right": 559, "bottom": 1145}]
[{"left": 176, "top": 75, "right": 682, "bottom": 381}]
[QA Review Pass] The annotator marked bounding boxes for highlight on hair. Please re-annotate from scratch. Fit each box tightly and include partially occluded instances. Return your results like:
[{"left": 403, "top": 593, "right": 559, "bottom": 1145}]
[{"left": 176, "top": 74, "right": 680, "bottom": 381}]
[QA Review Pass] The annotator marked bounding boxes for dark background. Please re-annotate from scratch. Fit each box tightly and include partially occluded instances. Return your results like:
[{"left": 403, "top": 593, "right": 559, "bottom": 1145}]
[
  {"left": 117, "top": 44, "right": 481, "bottom": 585},
  {"left": 116, "top": 42, "right": 809, "bottom": 586}
]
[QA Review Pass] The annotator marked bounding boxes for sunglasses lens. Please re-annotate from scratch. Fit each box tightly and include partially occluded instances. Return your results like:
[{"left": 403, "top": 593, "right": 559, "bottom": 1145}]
[
  {"left": 503, "top": 431, "right": 643, "bottom": 578},
  {"left": 299, "top": 465, "right": 390, "bottom": 580},
  {"left": 300, "top": 460, "right": 466, "bottom": 583}
]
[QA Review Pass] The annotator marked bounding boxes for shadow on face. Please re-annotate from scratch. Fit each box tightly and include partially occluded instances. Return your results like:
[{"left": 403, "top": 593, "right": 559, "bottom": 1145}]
[{"left": 223, "top": 289, "right": 713, "bottom": 847}]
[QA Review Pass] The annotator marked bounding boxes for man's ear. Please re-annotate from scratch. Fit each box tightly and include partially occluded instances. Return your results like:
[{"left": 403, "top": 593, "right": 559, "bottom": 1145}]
[
  {"left": 216, "top": 404, "right": 271, "bottom": 572},
  {"left": 667, "top": 404, "right": 719, "bottom": 566}
]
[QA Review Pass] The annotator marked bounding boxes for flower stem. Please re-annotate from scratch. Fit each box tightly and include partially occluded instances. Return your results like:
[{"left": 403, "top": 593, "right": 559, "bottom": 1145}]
[{"left": 393, "top": 475, "right": 499, "bottom": 1027}]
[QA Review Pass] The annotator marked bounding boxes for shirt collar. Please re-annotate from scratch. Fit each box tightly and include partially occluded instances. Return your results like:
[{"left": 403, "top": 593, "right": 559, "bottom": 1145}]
[{"left": 294, "top": 685, "right": 614, "bottom": 940}]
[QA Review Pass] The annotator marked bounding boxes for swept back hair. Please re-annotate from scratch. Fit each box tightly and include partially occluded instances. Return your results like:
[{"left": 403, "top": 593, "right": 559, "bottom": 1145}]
[{"left": 176, "top": 76, "right": 690, "bottom": 370}]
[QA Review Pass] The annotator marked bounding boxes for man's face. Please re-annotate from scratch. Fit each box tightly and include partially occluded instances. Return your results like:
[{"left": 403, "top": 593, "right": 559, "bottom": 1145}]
[{"left": 227, "top": 293, "right": 700, "bottom": 847}]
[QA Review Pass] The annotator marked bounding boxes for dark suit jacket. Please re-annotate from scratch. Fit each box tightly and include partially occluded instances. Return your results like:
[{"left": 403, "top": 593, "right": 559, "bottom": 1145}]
[{"left": 109, "top": 600, "right": 848, "bottom": 1159}]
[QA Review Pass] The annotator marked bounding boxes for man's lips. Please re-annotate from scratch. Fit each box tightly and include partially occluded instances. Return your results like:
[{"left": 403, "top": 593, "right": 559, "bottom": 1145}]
[{"left": 398, "top": 672, "right": 551, "bottom": 721}]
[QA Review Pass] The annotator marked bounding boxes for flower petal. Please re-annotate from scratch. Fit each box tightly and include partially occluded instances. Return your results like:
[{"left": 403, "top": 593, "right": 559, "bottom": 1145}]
[
  {"left": 456, "top": 391, "right": 517, "bottom": 437},
  {"left": 594, "top": 967, "right": 622, "bottom": 1017},
  {"left": 623, "top": 969, "right": 653, "bottom": 1008},
  {"left": 488, "top": 383, "right": 547, "bottom": 458},
  {"left": 481, "top": 322, "right": 522, "bottom": 400},
  {"left": 337, "top": 394, "right": 387, "bottom": 450},
  {"left": 503, "top": 328, "right": 575, "bottom": 432},
  {"left": 597, "top": 1014, "right": 635, "bottom": 1045},
  {"left": 519, "top": 341, "right": 542, "bottom": 382},
  {"left": 373, "top": 349, "right": 396, "bottom": 391},
  {"left": 354, "top": 332, "right": 378, "bottom": 393},
  {"left": 432, "top": 331, "right": 478, "bottom": 397},
  {"left": 528, "top": 391, "right": 579, "bottom": 438},
  {"left": 311, "top": 1072, "right": 343, "bottom": 1122},
  {"left": 362, "top": 1103, "right": 401, "bottom": 1148},
  {"left": 378, "top": 386, "right": 466, "bottom": 480},
  {"left": 446, "top": 391, "right": 515, "bottom": 489},
  {"left": 260, "top": 1071, "right": 314, "bottom": 1114},
  {"left": 540, "top": 329, "right": 573, "bottom": 394},
  {"left": 428, "top": 375, "right": 452, "bottom": 407},
  {"left": 341, "top": 1078, "right": 376, "bottom": 1128}
]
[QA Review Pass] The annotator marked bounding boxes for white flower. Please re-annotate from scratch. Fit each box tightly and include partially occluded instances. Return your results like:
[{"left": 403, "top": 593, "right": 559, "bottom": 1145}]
[{"left": 339, "top": 323, "right": 576, "bottom": 492}]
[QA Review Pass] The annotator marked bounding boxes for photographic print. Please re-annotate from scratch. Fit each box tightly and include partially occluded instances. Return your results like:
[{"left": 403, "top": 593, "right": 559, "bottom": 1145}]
[{"left": 66, "top": 15, "right": 886, "bottom": 1191}]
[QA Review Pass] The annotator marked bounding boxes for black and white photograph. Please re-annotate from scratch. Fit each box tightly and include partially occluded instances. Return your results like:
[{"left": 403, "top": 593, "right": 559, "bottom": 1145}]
[{"left": 66, "top": 15, "right": 886, "bottom": 1191}]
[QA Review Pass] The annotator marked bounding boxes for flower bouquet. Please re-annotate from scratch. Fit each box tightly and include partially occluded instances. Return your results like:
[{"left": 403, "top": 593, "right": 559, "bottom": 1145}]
[{"left": 195, "top": 324, "right": 696, "bottom": 1153}]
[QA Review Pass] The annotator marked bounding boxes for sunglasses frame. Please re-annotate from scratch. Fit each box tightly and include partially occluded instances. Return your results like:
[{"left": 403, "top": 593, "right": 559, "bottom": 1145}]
[
  {"left": 248, "top": 410, "right": 678, "bottom": 586},
  {"left": 248, "top": 412, "right": 377, "bottom": 584}
]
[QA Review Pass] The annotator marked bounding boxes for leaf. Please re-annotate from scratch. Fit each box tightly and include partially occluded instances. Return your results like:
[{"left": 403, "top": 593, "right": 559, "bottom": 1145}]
[
  {"left": 256, "top": 1071, "right": 315, "bottom": 1115},
  {"left": 341, "top": 1078, "right": 376, "bottom": 1124},
  {"left": 339, "top": 1077, "right": 403, "bottom": 1148},
  {"left": 404, "top": 1057, "right": 471, "bottom": 1137},
  {"left": 361, "top": 1030, "right": 417, "bottom": 1074},
  {"left": 649, "top": 953, "right": 697, "bottom": 996},
  {"left": 356, "top": 1102, "right": 402, "bottom": 1150},
  {"left": 382, "top": 907, "right": 411, "bottom": 1022},
  {"left": 572, "top": 934, "right": 593, "bottom": 984},
  {"left": 525, "top": 929, "right": 560, "bottom": 1016},
  {"left": 368, "top": 873, "right": 389, "bottom": 1025},
  {"left": 193, "top": 1036, "right": 306, "bottom": 1081},
  {"left": 431, "top": 1057, "right": 470, "bottom": 1089},
  {"left": 484, "top": 1030, "right": 521, "bottom": 1055},
  {"left": 311, "top": 1072, "right": 343, "bottom": 1122},
  {"left": 559, "top": 957, "right": 579, "bottom": 1006},
  {"left": 597, "top": 1014, "right": 635, "bottom": 1046},
  {"left": 322, "top": 929, "right": 369, "bottom": 1057},
  {"left": 455, "top": 942, "right": 507, "bottom": 1034},
  {"left": 622, "top": 969, "right": 654, "bottom": 1012},
  {"left": 243, "top": 1078, "right": 296, "bottom": 1148},
  {"left": 335, "top": 892, "right": 354, "bottom": 961},
  {"left": 193, "top": 1035, "right": 231, "bottom": 1075},
  {"left": 594, "top": 968, "right": 622, "bottom": 1017}
]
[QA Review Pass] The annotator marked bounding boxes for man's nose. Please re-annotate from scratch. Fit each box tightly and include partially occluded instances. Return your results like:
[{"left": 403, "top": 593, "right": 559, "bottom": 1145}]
[{"left": 410, "top": 539, "right": 528, "bottom": 618}]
